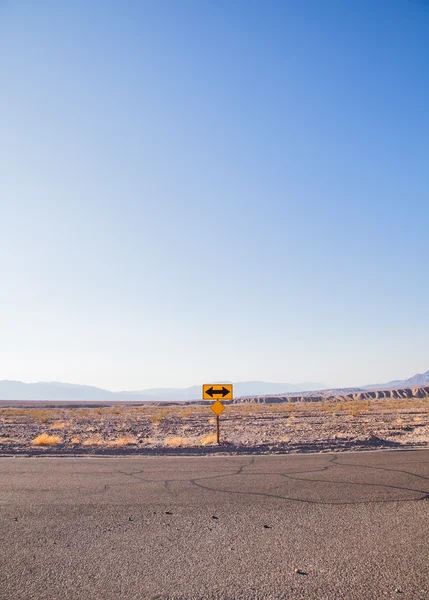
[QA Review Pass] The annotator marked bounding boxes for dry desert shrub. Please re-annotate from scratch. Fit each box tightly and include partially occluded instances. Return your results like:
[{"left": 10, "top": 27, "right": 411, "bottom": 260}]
[
  {"left": 199, "top": 433, "right": 217, "bottom": 446},
  {"left": 150, "top": 412, "right": 164, "bottom": 424},
  {"left": 50, "top": 421, "right": 66, "bottom": 430},
  {"left": 165, "top": 436, "right": 191, "bottom": 447},
  {"left": 2, "top": 408, "right": 26, "bottom": 417},
  {"left": 32, "top": 433, "right": 62, "bottom": 446},
  {"left": 0, "top": 437, "right": 11, "bottom": 444},
  {"left": 29, "top": 409, "right": 51, "bottom": 423},
  {"left": 109, "top": 435, "right": 137, "bottom": 446},
  {"left": 348, "top": 401, "right": 371, "bottom": 417},
  {"left": 180, "top": 408, "right": 194, "bottom": 419},
  {"left": 108, "top": 407, "right": 125, "bottom": 416},
  {"left": 241, "top": 405, "right": 259, "bottom": 418},
  {"left": 82, "top": 435, "right": 104, "bottom": 446}
]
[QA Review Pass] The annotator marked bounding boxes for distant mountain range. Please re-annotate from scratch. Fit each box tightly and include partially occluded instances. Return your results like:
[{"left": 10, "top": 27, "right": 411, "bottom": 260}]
[
  {"left": 363, "top": 370, "right": 429, "bottom": 391},
  {"left": 1, "top": 370, "right": 428, "bottom": 401},
  {"left": 0, "top": 380, "right": 326, "bottom": 402}
]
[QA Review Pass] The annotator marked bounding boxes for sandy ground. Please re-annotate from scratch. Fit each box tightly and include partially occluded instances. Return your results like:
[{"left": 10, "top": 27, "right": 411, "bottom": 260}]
[{"left": 1, "top": 397, "right": 429, "bottom": 455}]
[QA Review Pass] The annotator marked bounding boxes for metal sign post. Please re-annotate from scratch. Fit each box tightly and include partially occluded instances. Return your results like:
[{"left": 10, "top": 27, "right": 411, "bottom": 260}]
[
  {"left": 210, "top": 399, "right": 225, "bottom": 444},
  {"left": 203, "top": 384, "right": 233, "bottom": 445}
]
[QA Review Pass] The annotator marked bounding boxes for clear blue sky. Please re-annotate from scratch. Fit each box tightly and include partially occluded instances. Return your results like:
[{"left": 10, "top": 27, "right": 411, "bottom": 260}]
[{"left": 1, "top": 0, "right": 428, "bottom": 390}]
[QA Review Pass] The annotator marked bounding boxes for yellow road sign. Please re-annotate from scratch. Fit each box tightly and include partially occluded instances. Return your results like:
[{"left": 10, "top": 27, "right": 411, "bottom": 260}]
[
  {"left": 202, "top": 384, "right": 233, "bottom": 400},
  {"left": 210, "top": 400, "right": 225, "bottom": 416}
]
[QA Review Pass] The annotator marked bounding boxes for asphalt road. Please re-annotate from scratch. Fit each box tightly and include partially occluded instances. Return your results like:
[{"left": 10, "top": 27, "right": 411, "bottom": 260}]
[{"left": 1, "top": 450, "right": 429, "bottom": 600}]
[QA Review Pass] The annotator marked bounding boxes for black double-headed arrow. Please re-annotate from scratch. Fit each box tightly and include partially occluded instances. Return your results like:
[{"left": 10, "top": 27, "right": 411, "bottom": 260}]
[{"left": 206, "top": 386, "right": 230, "bottom": 398}]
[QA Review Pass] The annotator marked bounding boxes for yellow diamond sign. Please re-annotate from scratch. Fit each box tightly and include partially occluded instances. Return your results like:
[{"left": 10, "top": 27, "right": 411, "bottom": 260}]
[{"left": 210, "top": 400, "right": 225, "bottom": 416}]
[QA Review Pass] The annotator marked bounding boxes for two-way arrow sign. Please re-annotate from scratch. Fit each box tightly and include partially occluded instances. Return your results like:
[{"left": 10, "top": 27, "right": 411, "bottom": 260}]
[
  {"left": 205, "top": 386, "right": 230, "bottom": 398},
  {"left": 202, "top": 384, "right": 233, "bottom": 401}
]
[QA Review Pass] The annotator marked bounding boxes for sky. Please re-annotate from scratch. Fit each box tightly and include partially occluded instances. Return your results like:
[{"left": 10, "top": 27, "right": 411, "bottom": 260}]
[{"left": 1, "top": 0, "right": 429, "bottom": 391}]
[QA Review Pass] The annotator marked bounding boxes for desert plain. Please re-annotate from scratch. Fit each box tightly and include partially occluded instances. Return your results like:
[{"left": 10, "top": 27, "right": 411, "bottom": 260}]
[{"left": 1, "top": 387, "right": 429, "bottom": 455}]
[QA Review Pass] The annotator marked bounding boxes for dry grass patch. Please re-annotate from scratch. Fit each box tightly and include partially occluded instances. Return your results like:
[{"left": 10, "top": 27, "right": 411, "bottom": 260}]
[
  {"left": 347, "top": 401, "right": 371, "bottom": 417},
  {"left": 199, "top": 433, "right": 217, "bottom": 446},
  {"left": 150, "top": 412, "right": 164, "bottom": 424},
  {"left": 108, "top": 435, "right": 137, "bottom": 446},
  {"left": 107, "top": 407, "right": 125, "bottom": 416},
  {"left": 82, "top": 435, "right": 104, "bottom": 446},
  {"left": 32, "top": 433, "right": 62, "bottom": 446},
  {"left": 70, "top": 437, "right": 80, "bottom": 445},
  {"left": 29, "top": 409, "right": 51, "bottom": 423},
  {"left": 50, "top": 421, "right": 67, "bottom": 430},
  {"left": 1, "top": 408, "right": 26, "bottom": 417},
  {"left": 165, "top": 436, "right": 192, "bottom": 447},
  {"left": 180, "top": 408, "right": 194, "bottom": 418},
  {"left": 237, "top": 405, "right": 254, "bottom": 417}
]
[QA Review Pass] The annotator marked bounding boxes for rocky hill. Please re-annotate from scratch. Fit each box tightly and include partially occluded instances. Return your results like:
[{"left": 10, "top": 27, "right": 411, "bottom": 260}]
[{"left": 232, "top": 386, "right": 429, "bottom": 404}]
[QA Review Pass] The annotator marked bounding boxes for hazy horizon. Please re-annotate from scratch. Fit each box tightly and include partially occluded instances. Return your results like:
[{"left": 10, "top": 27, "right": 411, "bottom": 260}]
[
  {"left": 2, "top": 367, "right": 428, "bottom": 393},
  {"left": 0, "top": 376, "right": 328, "bottom": 390},
  {"left": 2, "top": 1, "right": 429, "bottom": 390}
]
